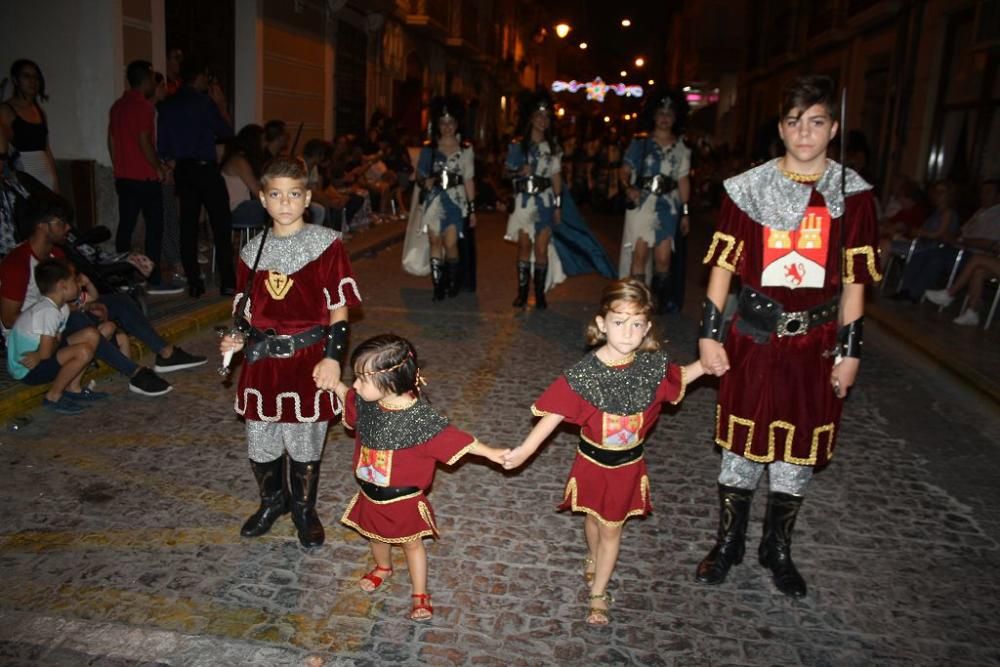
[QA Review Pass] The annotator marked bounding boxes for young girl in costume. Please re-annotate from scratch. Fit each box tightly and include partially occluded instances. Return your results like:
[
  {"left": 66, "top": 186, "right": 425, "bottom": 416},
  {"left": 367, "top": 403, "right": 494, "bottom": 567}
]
[
  {"left": 502, "top": 278, "right": 704, "bottom": 625},
  {"left": 334, "top": 334, "right": 508, "bottom": 621}
]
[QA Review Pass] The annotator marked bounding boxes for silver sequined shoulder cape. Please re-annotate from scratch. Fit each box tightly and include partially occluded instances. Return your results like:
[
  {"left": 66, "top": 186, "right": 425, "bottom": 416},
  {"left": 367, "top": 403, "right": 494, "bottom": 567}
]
[
  {"left": 240, "top": 224, "right": 342, "bottom": 275},
  {"left": 722, "top": 158, "right": 873, "bottom": 231}
]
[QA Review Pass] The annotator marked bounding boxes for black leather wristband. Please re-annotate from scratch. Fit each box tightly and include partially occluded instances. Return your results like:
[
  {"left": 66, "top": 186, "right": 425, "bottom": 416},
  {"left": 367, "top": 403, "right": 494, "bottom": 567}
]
[
  {"left": 324, "top": 320, "right": 349, "bottom": 363},
  {"left": 837, "top": 317, "right": 863, "bottom": 359},
  {"left": 699, "top": 298, "right": 725, "bottom": 342}
]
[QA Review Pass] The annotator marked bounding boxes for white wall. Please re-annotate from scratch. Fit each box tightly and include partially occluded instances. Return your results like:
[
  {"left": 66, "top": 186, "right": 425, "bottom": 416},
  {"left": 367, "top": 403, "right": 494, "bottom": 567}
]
[{"left": 0, "top": 0, "right": 122, "bottom": 166}]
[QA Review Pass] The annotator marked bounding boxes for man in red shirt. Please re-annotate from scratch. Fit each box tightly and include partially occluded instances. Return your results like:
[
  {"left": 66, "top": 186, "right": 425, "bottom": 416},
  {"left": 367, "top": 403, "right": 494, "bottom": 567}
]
[{"left": 108, "top": 60, "right": 180, "bottom": 294}]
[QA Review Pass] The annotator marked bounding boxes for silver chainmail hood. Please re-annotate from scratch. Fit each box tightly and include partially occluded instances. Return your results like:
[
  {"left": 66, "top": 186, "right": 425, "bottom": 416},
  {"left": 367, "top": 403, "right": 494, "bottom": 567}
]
[
  {"left": 723, "top": 159, "right": 872, "bottom": 231},
  {"left": 240, "top": 224, "right": 341, "bottom": 275}
]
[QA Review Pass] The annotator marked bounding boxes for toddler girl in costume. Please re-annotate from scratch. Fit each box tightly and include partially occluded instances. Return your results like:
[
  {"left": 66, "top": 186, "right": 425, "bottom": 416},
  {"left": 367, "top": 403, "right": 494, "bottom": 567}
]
[
  {"left": 503, "top": 278, "right": 704, "bottom": 624},
  {"left": 335, "top": 334, "right": 508, "bottom": 621}
]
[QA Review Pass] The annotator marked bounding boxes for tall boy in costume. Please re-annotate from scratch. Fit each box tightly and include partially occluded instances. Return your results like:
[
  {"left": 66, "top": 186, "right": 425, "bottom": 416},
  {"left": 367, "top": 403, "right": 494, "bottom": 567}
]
[
  {"left": 695, "top": 76, "right": 880, "bottom": 597},
  {"left": 220, "top": 157, "right": 361, "bottom": 548}
]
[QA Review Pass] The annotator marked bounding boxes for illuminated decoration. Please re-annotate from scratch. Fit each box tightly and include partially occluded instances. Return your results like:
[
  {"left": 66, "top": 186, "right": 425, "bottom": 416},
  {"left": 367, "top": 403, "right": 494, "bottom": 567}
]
[
  {"left": 551, "top": 77, "right": 644, "bottom": 103},
  {"left": 684, "top": 86, "right": 722, "bottom": 109},
  {"left": 555, "top": 23, "right": 571, "bottom": 38}
]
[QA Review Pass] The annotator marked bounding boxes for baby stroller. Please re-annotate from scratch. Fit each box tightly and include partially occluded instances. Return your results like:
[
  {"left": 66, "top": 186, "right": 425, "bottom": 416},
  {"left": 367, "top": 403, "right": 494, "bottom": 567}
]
[{"left": 62, "top": 226, "right": 149, "bottom": 315}]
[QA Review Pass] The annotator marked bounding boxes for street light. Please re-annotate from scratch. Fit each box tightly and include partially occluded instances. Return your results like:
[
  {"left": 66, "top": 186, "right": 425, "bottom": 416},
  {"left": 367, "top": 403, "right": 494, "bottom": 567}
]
[
  {"left": 648, "top": 79, "right": 655, "bottom": 85},
  {"left": 555, "top": 23, "right": 571, "bottom": 38},
  {"left": 620, "top": 70, "right": 628, "bottom": 77},
  {"left": 621, "top": 18, "right": 631, "bottom": 27},
  {"left": 603, "top": 115, "right": 611, "bottom": 123},
  {"left": 634, "top": 57, "right": 645, "bottom": 68},
  {"left": 579, "top": 42, "right": 588, "bottom": 50}
]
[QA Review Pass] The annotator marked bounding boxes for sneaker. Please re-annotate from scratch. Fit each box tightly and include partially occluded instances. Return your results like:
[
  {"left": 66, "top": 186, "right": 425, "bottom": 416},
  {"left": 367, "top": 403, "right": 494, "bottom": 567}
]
[
  {"left": 147, "top": 281, "right": 186, "bottom": 296},
  {"left": 63, "top": 388, "right": 110, "bottom": 401},
  {"left": 154, "top": 346, "right": 208, "bottom": 373},
  {"left": 924, "top": 289, "right": 954, "bottom": 307},
  {"left": 953, "top": 309, "right": 981, "bottom": 326},
  {"left": 42, "top": 395, "right": 85, "bottom": 415},
  {"left": 128, "top": 367, "right": 174, "bottom": 396}
]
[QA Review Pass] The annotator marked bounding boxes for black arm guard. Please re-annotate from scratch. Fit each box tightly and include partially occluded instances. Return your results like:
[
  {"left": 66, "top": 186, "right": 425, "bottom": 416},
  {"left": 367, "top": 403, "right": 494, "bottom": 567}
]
[
  {"left": 837, "top": 317, "right": 863, "bottom": 359},
  {"left": 324, "top": 320, "right": 349, "bottom": 363},
  {"left": 699, "top": 298, "right": 725, "bottom": 342}
]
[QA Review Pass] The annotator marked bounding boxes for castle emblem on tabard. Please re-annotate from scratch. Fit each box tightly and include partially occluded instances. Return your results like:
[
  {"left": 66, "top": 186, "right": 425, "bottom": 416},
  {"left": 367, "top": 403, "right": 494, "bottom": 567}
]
[{"left": 761, "top": 206, "right": 830, "bottom": 289}]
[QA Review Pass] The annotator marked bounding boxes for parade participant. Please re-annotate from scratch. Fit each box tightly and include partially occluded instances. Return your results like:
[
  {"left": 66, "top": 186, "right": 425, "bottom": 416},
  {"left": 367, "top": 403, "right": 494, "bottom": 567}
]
[
  {"left": 502, "top": 279, "right": 704, "bottom": 625},
  {"left": 334, "top": 334, "right": 508, "bottom": 621},
  {"left": 618, "top": 88, "right": 691, "bottom": 313},
  {"left": 504, "top": 89, "right": 616, "bottom": 309},
  {"left": 695, "top": 75, "right": 880, "bottom": 598},
  {"left": 415, "top": 96, "right": 476, "bottom": 300},
  {"left": 219, "top": 157, "right": 361, "bottom": 548}
]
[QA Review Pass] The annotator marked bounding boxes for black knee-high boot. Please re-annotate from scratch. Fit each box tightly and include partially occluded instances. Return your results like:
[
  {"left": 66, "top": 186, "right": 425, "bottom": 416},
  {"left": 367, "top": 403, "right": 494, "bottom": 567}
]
[
  {"left": 512, "top": 260, "right": 530, "bottom": 308},
  {"left": 446, "top": 258, "right": 461, "bottom": 298},
  {"left": 759, "top": 492, "right": 807, "bottom": 598},
  {"left": 288, "top": 459, "right": 325, "bottom": 548},
  {"left": 430, "top": 257, "right": 446, "bottom": 302},
  {"left": 533, "top": 263, "right": 548, "bottom": 309},
  {"left": 695, "top": 484, "right": 754, "bottom": 584},
  {"left": 241, "top": 457, "right": 288, "bottom": 537},
  {"left": 653, "top": 271, "right": 672, "bottom": 313}
]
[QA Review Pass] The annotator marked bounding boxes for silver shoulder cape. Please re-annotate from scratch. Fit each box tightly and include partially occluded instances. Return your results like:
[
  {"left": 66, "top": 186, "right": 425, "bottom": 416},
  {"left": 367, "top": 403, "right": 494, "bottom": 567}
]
[
  {"left": 722, "top": 159, "right": 873, "bottom": 231},
  {"left": 240, "top": 224, "right": 342, "bottom": 275}
]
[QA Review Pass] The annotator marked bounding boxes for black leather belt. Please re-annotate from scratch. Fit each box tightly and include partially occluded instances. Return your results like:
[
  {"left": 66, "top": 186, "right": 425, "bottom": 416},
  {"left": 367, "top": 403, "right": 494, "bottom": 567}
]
[
  {"left": 434, "top": 170, "right": 464, "bottom": 189},
  {"left": 514, "top": 175, "right": 552, "bottom": 194},
  {"left": 639, "top": 174, "right": 677, "bottom": 195},
  {"left": 734, "top": 286, "right": 838, "bottom": 344},
  {"left": 359, "top": 479, "right": 420, "bottom": 502},
  {"left": 578, "top": 439, "right": 644, "bottom": 467},
  {"left": 245, "top": 325, "right": 328, "bottom": 364}
]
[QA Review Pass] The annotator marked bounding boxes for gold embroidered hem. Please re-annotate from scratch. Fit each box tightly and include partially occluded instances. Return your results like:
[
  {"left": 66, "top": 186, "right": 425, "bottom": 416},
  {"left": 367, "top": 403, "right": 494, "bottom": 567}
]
[
  {"left": 530, "top": 404, "right": 554, "bottom": 417},
  {"left": 703, "top": 231, "right": 744, "bottom": 273},
  {"left": 560, "top": 476, "right": 651, "bottom": 527},
  {"left": 713, "top": 405, "right": 837, "bottom": 466},
  {"left": 340, "top": 493, "right": 437, "bottom": 543}
]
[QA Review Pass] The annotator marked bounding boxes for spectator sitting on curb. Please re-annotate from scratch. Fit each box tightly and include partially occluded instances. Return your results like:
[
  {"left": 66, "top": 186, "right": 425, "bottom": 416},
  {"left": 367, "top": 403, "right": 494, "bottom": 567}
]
[
  {"left": 0, "top": 194, "right": 206, "bottom": 396},
  {"left": 6, "top": 258, "right": 108, "bottom": 415}
]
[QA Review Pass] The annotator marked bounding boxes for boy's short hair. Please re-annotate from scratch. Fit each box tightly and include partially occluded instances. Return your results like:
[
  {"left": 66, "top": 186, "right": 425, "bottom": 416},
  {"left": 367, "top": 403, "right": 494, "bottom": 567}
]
[
  {"left": 126, "top": 60, "right": 153, "bottom": 88},
  {"left": 780, "top": 75, "right": 838, "bottom": 119},
  {"left": 260, "top": 156, "right": 309, "bottom": 188},
  {"left": 34, "top": 258, "right": 72, "bottom": 295}
]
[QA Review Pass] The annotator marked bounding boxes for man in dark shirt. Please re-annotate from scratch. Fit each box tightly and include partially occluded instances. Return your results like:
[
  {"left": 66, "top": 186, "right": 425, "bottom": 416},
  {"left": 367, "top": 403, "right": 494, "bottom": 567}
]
[{"left": 157, "top": 57, "right": 234, "bottom": 297}]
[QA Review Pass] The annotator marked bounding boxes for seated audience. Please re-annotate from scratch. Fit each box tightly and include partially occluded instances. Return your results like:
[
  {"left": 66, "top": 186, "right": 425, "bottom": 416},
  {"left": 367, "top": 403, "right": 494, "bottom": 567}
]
[
  {"left": 0, "top": 194, "right": 206, "bottom": 396},
  {"left": 6, "top": 258, "right": 107, "bottom": 415},
  {"left": 221, "top": 124, "right": 269, "bottom": 230}
]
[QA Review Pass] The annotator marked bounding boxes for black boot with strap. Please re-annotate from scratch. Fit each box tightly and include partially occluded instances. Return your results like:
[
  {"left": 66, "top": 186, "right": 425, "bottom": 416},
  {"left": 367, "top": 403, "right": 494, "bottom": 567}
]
[
  {"left": 695, "top": 484, "right": 754, "bottom": 585},
  {"left": 759, "top": 492, "right": 808, "bottom": 598},
  {"left": 288, "top": 459, "right": 325, "bottom": 548},
  {"left": 241, "top": 456, "right": 289, "bottom": 538}
]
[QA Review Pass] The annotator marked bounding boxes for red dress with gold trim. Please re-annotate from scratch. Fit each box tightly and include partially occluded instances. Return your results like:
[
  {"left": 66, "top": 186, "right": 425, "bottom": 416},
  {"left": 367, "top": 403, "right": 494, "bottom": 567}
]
[
  {"left": 703, "top": 173, "right": 880, "bottom": 469},
  {"left": 532, "top": 354, "right": 685, "bottom": 526},
  {"left": 340, "top": 389, "right": 478, "bottom": 543},
  {"left": 233, "top": 225, "right": 361, "bottom": 423}
]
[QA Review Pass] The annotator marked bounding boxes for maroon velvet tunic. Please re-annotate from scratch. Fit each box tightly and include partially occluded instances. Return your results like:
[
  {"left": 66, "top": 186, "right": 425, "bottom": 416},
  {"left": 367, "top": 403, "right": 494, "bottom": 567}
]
[
  {"left": 234, "top": 234, "right": 360, "bottom": 423},
  {"left": 340, "top": 389, "right": 478, "bottom": 542},
  {"left": 703, "top": 187, "right": 880, "bottom": 468},
  {"left": 532, "top": 358, "right": 685, "bottom": 526}
]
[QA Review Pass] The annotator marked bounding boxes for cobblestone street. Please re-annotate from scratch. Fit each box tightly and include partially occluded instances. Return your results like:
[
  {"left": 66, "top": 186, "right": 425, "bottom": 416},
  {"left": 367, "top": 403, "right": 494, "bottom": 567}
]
[{"left": 1, "top": 214, "right": 998, "bottom": 666}]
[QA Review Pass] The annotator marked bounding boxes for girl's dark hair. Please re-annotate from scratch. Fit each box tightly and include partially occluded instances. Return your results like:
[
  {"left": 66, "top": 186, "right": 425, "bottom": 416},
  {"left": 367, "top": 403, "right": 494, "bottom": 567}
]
[
  {"left": 223, "top": 123, "right": 266, "bottom": 177},
  {"left": 350, "top": 334, "right": 420, "bottom": 396},
  {"left": 427, "top": 95, "right": 464, "bottom": 149},
  {"left": 639, "top": 88, "right": 689, "bottom": 134},
  {"left": 4, "top": 59, "right": 47, "bottom": 102},
  {"left": 585, "top": 278, "right": 660, "bottom": 352},
  {"left": 516, "top": 88, "right": 560, "bottom": 156},
  {"left": 780, "top": 75, "right": 837, "bottom": 119}
]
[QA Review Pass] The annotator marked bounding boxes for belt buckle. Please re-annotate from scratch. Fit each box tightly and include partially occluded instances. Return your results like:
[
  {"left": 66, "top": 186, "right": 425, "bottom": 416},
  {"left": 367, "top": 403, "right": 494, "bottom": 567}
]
[
  {"left": 649, "top": 175, "right": 663, "bottom": 194},
  {"left": 440, "top": 171, "right": 452, "bottom": 189},
  {"left": 266, "top": 334, "right": 295, "bottom": 358},
  {"left": 524, "top": 177, "right": 539, "bottom": 194},
  {"left": 775, "top": 311, "right": 808, "bottom": 337}
]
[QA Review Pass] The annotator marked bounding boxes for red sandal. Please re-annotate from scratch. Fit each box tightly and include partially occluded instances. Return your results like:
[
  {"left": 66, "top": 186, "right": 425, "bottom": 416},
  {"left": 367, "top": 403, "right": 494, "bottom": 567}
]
[
  {"left": 359, "top": 565, "right": 393, "bottom": 592},
  {"left": 410, "top": 593, "right": 433, "bottom": 621}
]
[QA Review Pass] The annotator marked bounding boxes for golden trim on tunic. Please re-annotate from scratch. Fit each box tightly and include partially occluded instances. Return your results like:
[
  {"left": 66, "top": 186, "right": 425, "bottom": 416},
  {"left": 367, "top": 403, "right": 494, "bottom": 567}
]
[
  {"left": 339, "top": 493, "right": 436, "bottom": 543},
  {"left": 703, "top": 231, "right": 744, "bottom": 272},
  {"left": 446, "top": 439, "right": 479, "bottom": 466},
  {"left": 714, "top": 406, "right": 756, "bottom": 456},
  {"left": 814, "top": 423, "right": 836, "bottom": 462},
  {"left": 669, "top": 365, "right": 687, "bottom": 405},
  {"left": 560, "top": 476, "right": 650, "bottom": 527},
  {"left": 843, "top": 245, "right": 882, "bottom": 283}
]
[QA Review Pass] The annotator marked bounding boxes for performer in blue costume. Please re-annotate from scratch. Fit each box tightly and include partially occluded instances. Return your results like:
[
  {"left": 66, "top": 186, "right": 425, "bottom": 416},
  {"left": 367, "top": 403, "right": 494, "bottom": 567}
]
[
  {"left": 618, "top": 89, "right": 692, "bottom": 313},
  {"left": 505, "top": 89, "right": 614, "bottom": 309},
  {"left": 415, "top": 96, "right": 476, "bottom": 301}
]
